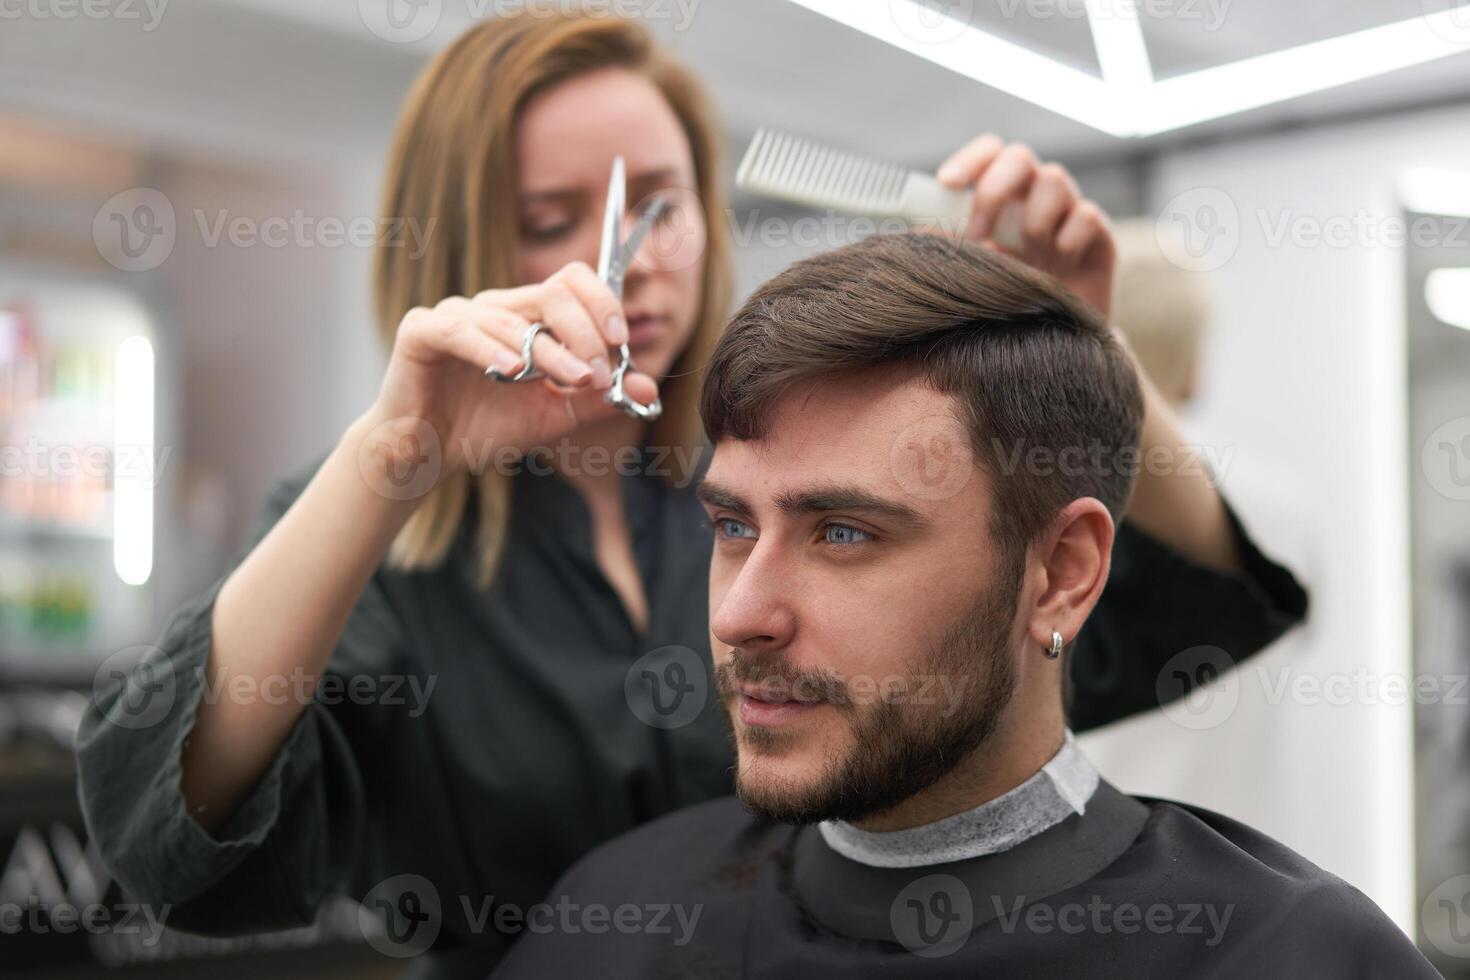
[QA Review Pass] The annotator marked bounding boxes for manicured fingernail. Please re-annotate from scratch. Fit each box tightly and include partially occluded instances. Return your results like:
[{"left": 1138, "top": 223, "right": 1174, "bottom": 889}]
[
  {"left": 966, "top": 213, "right": 989, "bottom": 241},
  {"left": 490, "top": 351, "right": 521, "bottom": 375},
  {"left": 590, "top": 356, "right": 612, "bottom": 389},
  {"left": 607, "top": 315, "right": 628, "bottom": 345},
  {"left": 937, "top": 160, "right": 964, "bottom": 185},
  {"left": 568, "top": 359, "right": 593, "bottom": 385}
]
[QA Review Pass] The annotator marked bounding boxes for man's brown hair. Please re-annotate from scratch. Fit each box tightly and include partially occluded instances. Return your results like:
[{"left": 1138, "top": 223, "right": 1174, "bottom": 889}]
[{"left": 701, "top": 232, "right": 1144, "bottom": 565}]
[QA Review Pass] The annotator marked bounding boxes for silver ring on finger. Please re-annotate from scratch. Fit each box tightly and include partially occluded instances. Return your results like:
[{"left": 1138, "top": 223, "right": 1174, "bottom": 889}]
[{"left": 485, "top": 321, "right": 548, "bottom": 382}]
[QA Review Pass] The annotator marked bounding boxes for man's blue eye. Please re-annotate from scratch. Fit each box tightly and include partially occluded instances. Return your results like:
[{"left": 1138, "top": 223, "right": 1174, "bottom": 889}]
[
  {"left": 714, "top": 518, "right": 756, "bottom": 540},
  {"left": 824, "top": 524, "right": 871, "bottom": 546}
]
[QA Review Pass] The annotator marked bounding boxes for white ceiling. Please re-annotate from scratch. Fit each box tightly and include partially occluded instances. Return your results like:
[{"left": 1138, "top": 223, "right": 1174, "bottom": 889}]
[{"left": 1, "top": 0, "right": 1468, "bottom": 173}]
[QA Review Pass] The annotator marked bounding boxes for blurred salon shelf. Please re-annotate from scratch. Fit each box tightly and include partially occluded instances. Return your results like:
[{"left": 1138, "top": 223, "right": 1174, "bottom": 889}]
[{"left": 0, "top": 267, "right": 159, "bottom": 687}]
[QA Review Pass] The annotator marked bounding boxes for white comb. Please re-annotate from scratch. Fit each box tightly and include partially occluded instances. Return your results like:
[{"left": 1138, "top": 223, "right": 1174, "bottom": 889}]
[{"left": 735, "top": 128, "right": 1022, "bottom": 246}]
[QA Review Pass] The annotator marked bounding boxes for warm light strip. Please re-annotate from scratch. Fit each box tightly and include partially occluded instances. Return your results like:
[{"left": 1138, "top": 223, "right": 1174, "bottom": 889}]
[
  {"left": 787, "top": 0, "right": 1470, "bottom": 137},
  {"left": 114, "top": 335, "right": 154, "bottom": 586}
]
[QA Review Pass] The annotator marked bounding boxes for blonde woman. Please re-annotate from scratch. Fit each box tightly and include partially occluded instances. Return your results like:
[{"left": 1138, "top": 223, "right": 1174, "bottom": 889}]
[{"left": 76, "top": 11, "right": 1306, "bottom": 977}]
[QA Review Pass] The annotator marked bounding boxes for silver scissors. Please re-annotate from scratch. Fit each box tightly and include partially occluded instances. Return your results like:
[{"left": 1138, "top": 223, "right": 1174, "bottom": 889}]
[{"left": 486, "top": 155, "right": 667, "bottom": 421}]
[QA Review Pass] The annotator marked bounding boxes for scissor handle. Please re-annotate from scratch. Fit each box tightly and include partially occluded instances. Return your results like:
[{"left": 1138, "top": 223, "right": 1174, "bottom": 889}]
[
  {"left": 485, "top": 327, "right": 659, "bottom": 420},
  {"left": 605, "top": 343, "right": 662, "bottom": 421},
  {"left": 608, "top": 388, "right": 663, "bottom": 421}
]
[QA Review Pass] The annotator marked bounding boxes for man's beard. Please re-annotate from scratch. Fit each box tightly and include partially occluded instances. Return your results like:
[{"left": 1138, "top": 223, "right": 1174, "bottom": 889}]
[{"left": 714, "top": 572, "right": 1021, "bottom": 826}]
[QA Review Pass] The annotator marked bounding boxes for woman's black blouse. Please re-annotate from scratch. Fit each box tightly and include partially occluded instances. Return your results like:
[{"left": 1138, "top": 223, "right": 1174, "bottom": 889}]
[{"left": 75, "top": 449, "right": 1308, "bottom": 977}]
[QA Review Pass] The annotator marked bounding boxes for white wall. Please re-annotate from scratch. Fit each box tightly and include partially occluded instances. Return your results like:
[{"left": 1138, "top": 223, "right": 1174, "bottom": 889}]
[{"left": 1078, "top": 101, "right": 1470, "bottom": 932}]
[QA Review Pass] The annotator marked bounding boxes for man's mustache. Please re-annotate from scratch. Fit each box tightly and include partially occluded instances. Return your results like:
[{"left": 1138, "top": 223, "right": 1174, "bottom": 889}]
[{"left": 714, "top": 651, "right": 853, "bottom": 708}]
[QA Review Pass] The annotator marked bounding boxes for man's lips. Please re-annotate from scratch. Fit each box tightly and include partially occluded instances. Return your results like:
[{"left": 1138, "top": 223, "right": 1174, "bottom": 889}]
[{"left": 735, "top": 683, "right": 824, "bottom": 727}]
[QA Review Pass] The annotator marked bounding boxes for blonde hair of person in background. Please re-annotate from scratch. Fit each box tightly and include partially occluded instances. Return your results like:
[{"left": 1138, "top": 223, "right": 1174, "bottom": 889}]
[
  {"left": 1110, "top": 219, "right": 1212, "bottom": 408},
  {"left": 372, "top": 13, "right": 734, "bottom": 587}
]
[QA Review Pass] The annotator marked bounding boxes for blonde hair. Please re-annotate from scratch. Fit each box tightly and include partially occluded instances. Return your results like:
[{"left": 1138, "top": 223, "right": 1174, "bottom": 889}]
[
  {"left": 372, "top": 12, "right": 734, "bottom": 587},
  {"left": 1110, "top": 219, "right": 1212, "bottom": 407}
]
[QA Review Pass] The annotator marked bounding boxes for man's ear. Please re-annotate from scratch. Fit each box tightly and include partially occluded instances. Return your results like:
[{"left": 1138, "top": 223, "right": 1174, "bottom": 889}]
[{"left": 1026, "top": 498, "right": 1115, "bottom": 653}]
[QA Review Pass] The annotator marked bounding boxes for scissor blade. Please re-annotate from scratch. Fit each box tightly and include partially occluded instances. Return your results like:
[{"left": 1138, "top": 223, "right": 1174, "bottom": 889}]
[
  {"left": 597, "top": 156, "right": 626, "bottom": 284},
  {"left": 605, "top": 197, "right": 669, "bottom": 299},
  {"left": 621, "top": 197, "right": 667, "bottom": 265}
]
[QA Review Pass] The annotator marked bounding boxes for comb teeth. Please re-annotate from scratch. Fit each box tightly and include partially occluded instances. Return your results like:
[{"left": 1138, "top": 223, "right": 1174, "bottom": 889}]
[{"left": 737, "top": 129, "right": 910, "bottom": 214}]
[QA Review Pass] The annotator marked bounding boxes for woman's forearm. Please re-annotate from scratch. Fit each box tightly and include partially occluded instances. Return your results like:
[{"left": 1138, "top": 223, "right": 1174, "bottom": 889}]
[
  {"left": 1121, "top": 366, "right": 1242, "bottom": 574},
  {"left": 179, "top": 408, "right": 426, "bottom": 834}
]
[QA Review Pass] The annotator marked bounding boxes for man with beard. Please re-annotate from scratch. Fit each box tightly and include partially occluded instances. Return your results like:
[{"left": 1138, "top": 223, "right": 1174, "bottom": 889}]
[{"left": 490, "top": 233, "right": 1436, "bottom": 978}]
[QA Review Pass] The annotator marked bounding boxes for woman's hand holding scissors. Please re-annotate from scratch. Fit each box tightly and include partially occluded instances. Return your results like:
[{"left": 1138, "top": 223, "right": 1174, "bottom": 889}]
[{"left": 366, "top": 160, "right": 664, "bottom": 483}]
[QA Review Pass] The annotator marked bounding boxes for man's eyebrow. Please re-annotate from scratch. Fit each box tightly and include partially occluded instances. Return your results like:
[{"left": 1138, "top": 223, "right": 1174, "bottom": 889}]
[
  {"left": 695, "top": 480, "right": 752, "bottom": 514},
  {"left": 776, "top": 485, "right": 932, "bottom": 529},
  {"left": 697, "top": 480, "right": 931, "bottom": 529}
]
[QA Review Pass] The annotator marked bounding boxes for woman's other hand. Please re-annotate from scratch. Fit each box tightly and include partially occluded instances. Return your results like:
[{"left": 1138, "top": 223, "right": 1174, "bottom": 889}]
[{"left": 938, "top": 135, "right": 1116, "bottom": 319}]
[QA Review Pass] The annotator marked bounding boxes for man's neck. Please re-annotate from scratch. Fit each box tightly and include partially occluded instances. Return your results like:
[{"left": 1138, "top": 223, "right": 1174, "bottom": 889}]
[
  {"left": 818, "top": 726, "right": 1097, "bottom": 868},
  {"left": 853, "top": 707, "right": 1066, "bottom": 833}
]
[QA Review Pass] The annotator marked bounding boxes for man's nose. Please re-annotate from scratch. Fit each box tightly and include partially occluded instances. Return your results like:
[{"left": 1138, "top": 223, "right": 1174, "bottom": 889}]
[{"left": 710, "top": 543, "right": 797, "bottom": 655}]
